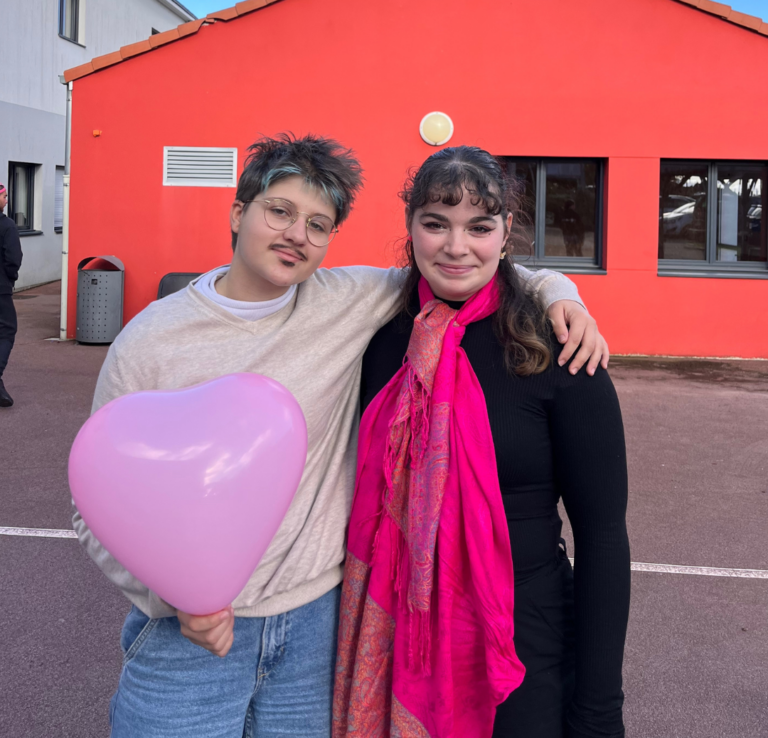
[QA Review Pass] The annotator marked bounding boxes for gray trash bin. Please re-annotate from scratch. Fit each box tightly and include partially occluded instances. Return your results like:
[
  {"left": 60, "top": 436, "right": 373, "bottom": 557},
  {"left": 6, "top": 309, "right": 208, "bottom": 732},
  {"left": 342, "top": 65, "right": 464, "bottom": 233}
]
[{"left": 76, "top": 255, "right": 125, "bottom": 344}]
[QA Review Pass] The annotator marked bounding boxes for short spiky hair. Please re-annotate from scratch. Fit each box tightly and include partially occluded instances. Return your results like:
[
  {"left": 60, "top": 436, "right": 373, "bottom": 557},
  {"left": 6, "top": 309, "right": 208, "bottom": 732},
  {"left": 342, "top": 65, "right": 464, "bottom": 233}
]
[{"left": 232, "top": 133, "right": 364, "bottom": 250}]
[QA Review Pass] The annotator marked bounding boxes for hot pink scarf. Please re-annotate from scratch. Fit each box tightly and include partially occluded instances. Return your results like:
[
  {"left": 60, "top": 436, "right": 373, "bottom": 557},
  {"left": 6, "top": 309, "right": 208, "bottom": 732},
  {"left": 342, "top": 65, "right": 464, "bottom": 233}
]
[{"left": 333, "top": 276, "right": 525, "bottom": 738}]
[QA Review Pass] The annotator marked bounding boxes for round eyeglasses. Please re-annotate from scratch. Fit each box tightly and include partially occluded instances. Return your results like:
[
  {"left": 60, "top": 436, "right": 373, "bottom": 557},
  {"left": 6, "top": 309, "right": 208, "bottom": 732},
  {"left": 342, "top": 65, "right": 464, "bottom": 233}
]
[{"left": 243, "top": 198, "right": 338, "bottom": 247}]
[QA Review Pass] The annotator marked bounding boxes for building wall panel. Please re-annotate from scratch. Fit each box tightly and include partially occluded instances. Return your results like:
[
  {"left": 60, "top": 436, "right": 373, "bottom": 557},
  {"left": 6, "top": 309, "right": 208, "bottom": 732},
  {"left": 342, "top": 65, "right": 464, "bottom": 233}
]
[{"left": 66, "top": 0, "right": 768, "bottom": 356}]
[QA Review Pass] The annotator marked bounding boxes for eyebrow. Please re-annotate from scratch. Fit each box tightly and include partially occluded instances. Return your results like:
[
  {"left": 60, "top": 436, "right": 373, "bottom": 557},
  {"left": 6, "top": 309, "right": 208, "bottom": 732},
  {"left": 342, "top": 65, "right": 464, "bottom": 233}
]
[
  {"left": 270, "top": 197, "right": 334, "bottom": 220},
  {"left": 419, "top": 212, "right": 496, "bottom": 224}
]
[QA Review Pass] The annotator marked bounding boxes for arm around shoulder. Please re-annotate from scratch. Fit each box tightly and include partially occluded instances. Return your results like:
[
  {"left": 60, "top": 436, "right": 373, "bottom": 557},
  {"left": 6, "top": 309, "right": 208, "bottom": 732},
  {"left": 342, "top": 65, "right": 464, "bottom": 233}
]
[{"left": 513, "top": 263, "right": 584, "bottom": 311}]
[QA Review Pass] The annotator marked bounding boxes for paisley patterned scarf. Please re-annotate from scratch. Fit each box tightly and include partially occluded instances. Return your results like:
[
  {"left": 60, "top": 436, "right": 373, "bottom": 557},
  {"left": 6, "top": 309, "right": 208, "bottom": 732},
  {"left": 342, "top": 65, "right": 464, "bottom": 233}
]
[{"left": 333, "top": 276, "right": 525, "bottom": 738}]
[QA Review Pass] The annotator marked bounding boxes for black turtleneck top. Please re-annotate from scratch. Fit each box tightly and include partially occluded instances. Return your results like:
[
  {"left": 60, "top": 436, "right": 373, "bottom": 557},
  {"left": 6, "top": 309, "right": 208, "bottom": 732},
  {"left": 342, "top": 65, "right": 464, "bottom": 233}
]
[{"left": 360, "top": 290, "right": 631, "bottom": 738}]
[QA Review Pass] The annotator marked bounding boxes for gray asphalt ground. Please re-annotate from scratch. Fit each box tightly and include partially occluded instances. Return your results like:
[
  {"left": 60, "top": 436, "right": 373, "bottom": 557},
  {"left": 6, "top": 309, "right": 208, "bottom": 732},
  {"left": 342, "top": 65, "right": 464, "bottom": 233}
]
[{"left": 1, "top": 282, "right": 767, "bottom": 737}]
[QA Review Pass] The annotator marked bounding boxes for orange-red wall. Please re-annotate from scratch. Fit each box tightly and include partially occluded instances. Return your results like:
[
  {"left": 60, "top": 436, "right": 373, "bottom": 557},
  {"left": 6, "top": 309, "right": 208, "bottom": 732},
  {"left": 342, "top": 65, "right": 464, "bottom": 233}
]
[{"left": 68, "top": 0, "right": 768, "bottom": 356}]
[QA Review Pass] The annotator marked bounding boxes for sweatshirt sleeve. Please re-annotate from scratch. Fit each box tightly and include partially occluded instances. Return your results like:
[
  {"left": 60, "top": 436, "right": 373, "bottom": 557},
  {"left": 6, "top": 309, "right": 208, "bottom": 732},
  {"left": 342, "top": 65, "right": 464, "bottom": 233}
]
[
  {"left": 72, "top": 345, "right": 176, "bottom": 618},
  {"left": 325, "top": 264, "right": 583, "bottom": 330},
  {"left": 548, "top": 359, "right": 631, "bottom": 738},
  {"left": 514, "top": 264, "right": 585, "bottom": 311},
  {"left": 2, "top": 222, "right": 23, "bottom": 284}
]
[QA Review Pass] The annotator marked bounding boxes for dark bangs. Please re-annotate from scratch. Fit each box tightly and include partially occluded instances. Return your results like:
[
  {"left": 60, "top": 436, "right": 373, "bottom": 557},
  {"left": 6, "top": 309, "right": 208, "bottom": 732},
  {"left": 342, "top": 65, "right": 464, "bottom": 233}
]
[{"left": 400, "top": 148, "right": 508, "bottom": 220}]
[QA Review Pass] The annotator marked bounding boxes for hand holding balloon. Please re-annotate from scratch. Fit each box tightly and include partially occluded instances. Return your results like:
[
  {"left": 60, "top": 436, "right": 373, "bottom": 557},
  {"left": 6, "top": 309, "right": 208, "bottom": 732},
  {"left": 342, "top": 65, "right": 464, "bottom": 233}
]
[{"left": 178, "top": 606, "right": 235, "bottom": 657}]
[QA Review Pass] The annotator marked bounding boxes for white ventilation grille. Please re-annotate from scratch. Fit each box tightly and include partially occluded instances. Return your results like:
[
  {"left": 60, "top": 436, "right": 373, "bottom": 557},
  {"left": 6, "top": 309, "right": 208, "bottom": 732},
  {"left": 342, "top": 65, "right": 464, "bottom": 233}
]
[{"left": 163, "top": 147, "right": 238, "bottom": 187}]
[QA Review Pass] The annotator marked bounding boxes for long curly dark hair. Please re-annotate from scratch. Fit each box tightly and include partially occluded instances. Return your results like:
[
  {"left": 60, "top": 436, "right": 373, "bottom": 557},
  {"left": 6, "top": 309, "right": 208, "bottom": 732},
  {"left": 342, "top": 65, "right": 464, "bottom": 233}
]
[{"left": 399, "top": 146, "right": 551, "bottom": 376}]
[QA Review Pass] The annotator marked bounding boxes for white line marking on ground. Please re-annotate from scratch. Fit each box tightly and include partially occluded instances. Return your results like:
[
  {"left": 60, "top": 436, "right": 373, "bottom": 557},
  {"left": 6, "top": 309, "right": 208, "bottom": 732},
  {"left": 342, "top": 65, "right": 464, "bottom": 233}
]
[
  {"left": 630, "top": 562, "right": 768, "bottom": 579},
  {"left": 1, "top": 529, "right": 767, "bottom": 578},
  {"left": 0, "top": 526, "right": 77, "bottom": 539},
  {"left": 568, "top": 558, "right": 768, "bottom": 579}
]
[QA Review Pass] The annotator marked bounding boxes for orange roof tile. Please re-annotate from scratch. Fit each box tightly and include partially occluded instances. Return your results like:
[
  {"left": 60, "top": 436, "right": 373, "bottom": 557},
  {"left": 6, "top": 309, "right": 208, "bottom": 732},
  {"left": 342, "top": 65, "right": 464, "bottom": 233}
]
[
  {"left": 728, "top": 10, "right": 764, "bottom": 30},
  {"left": 207, "top": 7, "right": 239, "bottom": 21},
  {"left": 177, "top": 18, "right": 206, "bottom": 38},
  {"left": 64, "top": 61, "right": 95, "bottom": 83},
  {"left": 120, "top": 39, "right": 153, "bottom": 60},
  {"left": 62, "top": 0, "right": 768, "bottom": 84},
  {"left": 697, "top": 0, "right": 732, "bottom": 17},
  {"left": 149, "top": 27, "right": 181, "bottom": 49},
  {"left": 236, "top": 0, "right": 269, "bottom": 12},
  {"left": 91, "top": 50, "right": 124, "bottom": 71}
]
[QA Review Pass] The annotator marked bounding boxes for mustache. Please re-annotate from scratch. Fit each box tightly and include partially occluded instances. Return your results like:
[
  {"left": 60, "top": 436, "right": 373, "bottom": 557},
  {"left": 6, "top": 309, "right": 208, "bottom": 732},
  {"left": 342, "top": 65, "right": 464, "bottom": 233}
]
[{"left": 270, "top": 244, "right": 307, "bottom": 262}]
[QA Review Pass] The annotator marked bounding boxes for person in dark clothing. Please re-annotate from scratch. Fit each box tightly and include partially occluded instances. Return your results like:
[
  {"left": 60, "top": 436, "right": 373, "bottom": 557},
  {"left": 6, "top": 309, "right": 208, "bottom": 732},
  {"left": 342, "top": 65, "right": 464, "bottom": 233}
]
[
  {"left": 558, "top": 199, "right": 586, "bottom": 257},
  {"left": 0, "top": 183, "right": 23, "bottom": 407},
  {"left": 356, "top": 147, "right": 630, "bottom": 737}
]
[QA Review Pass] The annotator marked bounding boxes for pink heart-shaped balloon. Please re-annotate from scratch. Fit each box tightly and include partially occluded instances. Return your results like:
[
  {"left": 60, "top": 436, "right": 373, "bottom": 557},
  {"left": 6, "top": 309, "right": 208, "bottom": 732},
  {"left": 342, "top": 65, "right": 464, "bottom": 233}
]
[{"left": 69, "top": 373, "right": 307, "bottom": 615}]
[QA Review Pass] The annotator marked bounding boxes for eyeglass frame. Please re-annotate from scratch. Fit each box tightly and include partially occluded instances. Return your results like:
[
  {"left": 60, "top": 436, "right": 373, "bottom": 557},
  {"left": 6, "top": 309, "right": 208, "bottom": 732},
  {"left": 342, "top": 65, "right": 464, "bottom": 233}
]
[{"left": 241, "top": 198, "right": 339, "bottom": 247}]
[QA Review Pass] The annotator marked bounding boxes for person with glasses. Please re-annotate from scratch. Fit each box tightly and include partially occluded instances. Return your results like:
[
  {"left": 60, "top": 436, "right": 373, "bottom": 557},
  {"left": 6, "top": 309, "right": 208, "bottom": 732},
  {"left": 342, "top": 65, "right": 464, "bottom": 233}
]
[{"left": 73, "top": 134, "right": 609, "bottom": 737}]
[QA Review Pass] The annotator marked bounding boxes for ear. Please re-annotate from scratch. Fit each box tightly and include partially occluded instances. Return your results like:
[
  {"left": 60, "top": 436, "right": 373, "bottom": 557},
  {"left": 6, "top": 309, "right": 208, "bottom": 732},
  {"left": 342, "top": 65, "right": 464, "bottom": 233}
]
[
  {"left": 230, "top": 201, "right": 244, "bottom": 234},
  {"left": 503, "top": 212, "right": 513, "bottom": 245}
]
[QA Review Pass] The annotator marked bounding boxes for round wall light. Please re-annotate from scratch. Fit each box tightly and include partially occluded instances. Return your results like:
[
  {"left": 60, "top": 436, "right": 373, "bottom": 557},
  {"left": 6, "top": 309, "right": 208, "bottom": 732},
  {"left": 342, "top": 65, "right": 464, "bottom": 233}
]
[{"left": 419, "top": 112, "right": 454, "bottom": 146}]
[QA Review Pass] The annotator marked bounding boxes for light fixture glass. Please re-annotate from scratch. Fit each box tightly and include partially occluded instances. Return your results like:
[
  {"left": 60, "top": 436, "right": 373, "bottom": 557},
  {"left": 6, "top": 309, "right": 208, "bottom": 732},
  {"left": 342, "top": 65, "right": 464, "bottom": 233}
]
[{"left": 419, "top": 112, "right": 454, "bottom": 146}]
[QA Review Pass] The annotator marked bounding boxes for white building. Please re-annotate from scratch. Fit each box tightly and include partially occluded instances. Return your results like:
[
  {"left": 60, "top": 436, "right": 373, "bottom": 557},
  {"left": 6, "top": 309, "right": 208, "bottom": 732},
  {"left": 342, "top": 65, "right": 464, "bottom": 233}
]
[{"left": 0, "top": 0, "right": 195, "bottom": 291}]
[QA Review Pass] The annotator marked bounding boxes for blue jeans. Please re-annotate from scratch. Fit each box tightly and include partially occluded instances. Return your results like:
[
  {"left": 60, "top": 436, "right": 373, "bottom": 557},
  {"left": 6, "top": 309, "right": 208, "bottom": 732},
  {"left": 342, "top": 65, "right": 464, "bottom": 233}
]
[{"left": 109, "top": 586, "right": 341, "bottom": 737}]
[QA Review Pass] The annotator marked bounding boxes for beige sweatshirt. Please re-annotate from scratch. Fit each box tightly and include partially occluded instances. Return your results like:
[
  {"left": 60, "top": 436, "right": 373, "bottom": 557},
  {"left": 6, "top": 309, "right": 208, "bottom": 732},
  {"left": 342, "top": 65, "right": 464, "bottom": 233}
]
[{"left": 72, "top": 265, "right": 582, "bottom": 618}]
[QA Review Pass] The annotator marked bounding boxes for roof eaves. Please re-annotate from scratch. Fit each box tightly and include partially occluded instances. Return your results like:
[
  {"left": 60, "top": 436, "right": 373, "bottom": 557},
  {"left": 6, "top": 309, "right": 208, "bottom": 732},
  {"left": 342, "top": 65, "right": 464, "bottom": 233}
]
[
  {"left": 674, "top": 0, "right": 768, "bottom": 36},
  {"left": 149, "top": 26, "right": 182, "bottom": 49},
  {"left": 63, "top": 0, "right": 281, "bottom": 83},
  {"left": 177, "top": 18, "right": 206, "bottom": 38},
  {"left": 207, "top": 7, "right": 240, "bottom": 21},
  {"left": 120, "top": 39, "right": 154, "bottom": 60}
]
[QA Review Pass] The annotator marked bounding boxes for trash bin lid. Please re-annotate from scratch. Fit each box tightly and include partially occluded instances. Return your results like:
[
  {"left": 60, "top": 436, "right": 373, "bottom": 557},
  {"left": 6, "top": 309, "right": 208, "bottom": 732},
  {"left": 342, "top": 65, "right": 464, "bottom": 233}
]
[{"left": 78, "top": 255, "right": 125, "bottom": 272}]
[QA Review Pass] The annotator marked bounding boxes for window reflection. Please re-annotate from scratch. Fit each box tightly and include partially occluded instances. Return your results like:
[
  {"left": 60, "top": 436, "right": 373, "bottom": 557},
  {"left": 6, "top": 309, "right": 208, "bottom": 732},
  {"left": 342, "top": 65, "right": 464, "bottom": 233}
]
[
  {"left": 544, "top": 161, "right": 597, "bottom": 259},
  {"left": 505, "top": 160, "right": 537, "bottom": 259},
  {"left": 503, "top": 158, "right": 601, "bottom": 262},
  {"left": 717, "top": 165, "right": 766, "bottom": 263},
  {"left": 659, "top": 163, "right": 708, "bottom": 260},
  {"left": 9, "top": 163, "right": 35, "bottom": 231}
]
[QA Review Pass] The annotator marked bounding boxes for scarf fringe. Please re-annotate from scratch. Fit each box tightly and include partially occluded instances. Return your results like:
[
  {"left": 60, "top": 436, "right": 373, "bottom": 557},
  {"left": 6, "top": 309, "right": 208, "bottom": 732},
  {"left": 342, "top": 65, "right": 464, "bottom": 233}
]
[{"left": 381, "top": 364, "right": 438, "bottom": 675}]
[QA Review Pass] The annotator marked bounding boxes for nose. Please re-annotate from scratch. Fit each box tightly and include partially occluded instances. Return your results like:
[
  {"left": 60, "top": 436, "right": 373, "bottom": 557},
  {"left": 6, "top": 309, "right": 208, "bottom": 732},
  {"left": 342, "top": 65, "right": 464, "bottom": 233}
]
[
  {"left": 282, "top": 216, "right": 308, "bottom": 246},
  {"left": 442, "top": 229, "right": 471, "bottom": 258}
]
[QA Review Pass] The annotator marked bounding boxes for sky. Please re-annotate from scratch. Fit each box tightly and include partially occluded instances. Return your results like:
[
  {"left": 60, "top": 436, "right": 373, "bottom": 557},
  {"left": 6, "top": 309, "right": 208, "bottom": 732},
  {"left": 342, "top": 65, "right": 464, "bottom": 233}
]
[{"left": 181, "top": 0, "right": 768, "bottom": 22}]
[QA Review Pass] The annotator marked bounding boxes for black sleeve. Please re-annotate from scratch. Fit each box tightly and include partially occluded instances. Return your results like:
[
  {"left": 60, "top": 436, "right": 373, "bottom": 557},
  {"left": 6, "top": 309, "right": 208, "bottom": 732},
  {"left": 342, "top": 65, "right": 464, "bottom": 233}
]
[
  {"left": 1, "top": 223, "right": 23, "bottom": 284},
  {"left": 549, "top": 362, "right": 631, "bottom": 738}
]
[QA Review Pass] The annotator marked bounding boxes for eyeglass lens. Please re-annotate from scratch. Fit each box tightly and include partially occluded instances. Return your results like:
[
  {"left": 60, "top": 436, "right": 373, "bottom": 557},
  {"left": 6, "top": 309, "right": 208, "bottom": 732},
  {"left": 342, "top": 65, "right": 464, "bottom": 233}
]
[{"left": 263, "top": 199, "right": 336, "bottom": 246}]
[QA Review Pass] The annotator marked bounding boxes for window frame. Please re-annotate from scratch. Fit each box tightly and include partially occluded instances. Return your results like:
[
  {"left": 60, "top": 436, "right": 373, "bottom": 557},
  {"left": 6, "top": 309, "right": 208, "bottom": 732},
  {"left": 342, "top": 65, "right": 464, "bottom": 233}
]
[
  {"left": 59, "top": 0, "right": 81, "bottom": 44},
  {"left": 658, "top": 159, "right": 768, "bottom": 279},
  {"left": 8, "top": 162, "right": 38, "bottom": 234},
  {"left": 501, "top": 156, "right": 606, "bottom": 274}
]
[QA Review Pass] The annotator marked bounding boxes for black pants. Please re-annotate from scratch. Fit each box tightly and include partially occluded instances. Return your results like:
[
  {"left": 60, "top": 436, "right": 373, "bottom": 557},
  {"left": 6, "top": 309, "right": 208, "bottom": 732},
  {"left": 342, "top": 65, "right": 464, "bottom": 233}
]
[
  {"left": 0, "top": 293, "right": 18, "bottom": 378},
  {"left": 493, "top": 550, "right": 576, "bottom": 738}
]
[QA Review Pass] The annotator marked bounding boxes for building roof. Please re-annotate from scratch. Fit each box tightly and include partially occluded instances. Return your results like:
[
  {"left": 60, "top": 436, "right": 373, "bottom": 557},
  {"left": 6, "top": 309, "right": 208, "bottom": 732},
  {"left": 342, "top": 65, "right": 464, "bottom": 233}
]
[
  {"left": 158, "top": 0, "right": 198, "bottom": 22},
  {"left": 63, "top": 0, "right": 768, "bottom": 84}
]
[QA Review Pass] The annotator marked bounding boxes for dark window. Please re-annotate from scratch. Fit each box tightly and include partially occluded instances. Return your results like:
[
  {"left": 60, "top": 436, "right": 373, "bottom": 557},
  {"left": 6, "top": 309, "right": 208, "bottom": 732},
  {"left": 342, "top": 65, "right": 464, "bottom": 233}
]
[
  {"left": 659, "top": 161, "right": 767, "bottom": 277},
  {"left": 151, "top": 28, "right": 160, "bottom": 35},
  {"left": 55, "top": 167, "right": 65, "bottom": 232},
  {"left": 8, "top": 162, "right": 36, "bottom": 232},
  {"left": 500, "top": 157, "right": 604, "bottom": 271},
  {"left": 59, "top": 0, "right": 79, "bottom": 43}
]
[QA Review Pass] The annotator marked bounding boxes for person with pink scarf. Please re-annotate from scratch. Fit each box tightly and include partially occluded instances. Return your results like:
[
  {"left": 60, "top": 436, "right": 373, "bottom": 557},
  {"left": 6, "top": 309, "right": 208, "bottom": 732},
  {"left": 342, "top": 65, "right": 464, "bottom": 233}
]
[{"left": 334, "top": 147, "right": 630, "bottom": 738}]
